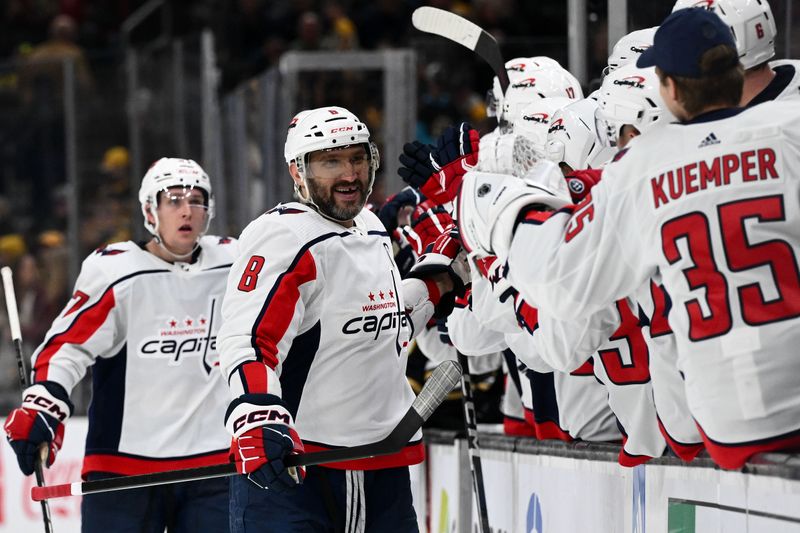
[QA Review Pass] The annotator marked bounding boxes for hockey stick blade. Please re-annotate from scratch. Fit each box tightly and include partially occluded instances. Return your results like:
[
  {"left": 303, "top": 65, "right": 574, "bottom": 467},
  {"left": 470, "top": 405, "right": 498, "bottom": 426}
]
[
  {"left": 31, "top": 360, "right": 462, "bottom": 501},
  {"left": 412, "top": 7, "right": 509, "bottom": 94}
]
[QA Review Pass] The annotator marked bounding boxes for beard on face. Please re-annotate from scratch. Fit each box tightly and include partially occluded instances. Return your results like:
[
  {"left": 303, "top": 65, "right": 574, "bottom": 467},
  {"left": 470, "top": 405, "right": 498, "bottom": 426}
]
[{"left": 304, "top": 176, "right": 368, "bottom": 221}]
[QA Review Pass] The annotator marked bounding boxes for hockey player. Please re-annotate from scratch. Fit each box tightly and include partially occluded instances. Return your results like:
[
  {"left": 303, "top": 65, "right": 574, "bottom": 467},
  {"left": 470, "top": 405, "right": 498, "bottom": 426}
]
[
  {"left": 603, "top": 27, "right": 658, "bottom": 77},
  {"left": 455, "top": 8, "right": 800, "bottom": 469},
  {"left": 4, "top": 158, "right": 236, "bottom": 531},
  {"left": 672, "top": 0, "right": 800, "bottom": 106},
  {"left": 219, "top": 106, "right": 456, "bottom": 532}
]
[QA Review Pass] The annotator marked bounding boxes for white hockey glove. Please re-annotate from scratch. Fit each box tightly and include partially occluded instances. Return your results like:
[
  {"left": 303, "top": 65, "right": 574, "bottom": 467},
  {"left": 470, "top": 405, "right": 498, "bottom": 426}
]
[{"left": 455, "top": 160, "right": 572, "bottom": 258}]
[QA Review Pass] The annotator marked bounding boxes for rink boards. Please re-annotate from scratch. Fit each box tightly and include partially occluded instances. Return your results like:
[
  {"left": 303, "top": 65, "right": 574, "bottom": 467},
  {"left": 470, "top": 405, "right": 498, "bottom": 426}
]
[{"left": 1, "top": 420, "right": 799, "bottom": 532}]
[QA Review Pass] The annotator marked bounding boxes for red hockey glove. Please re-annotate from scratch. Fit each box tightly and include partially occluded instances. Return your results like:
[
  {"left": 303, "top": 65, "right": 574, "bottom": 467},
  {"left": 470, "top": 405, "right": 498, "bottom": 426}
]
[
  {"left": 406, "top": 223, "right": 468, "bottom": 318},
  {"left": 565, "top": 168, "right": 603, "bottom": 203},
  {"left": 398, "top": 123, "right": 480, "bottom": 206},
  {"left": 225, "top": 393, "right": 305, "bottom": 492},
  {"left": 400, "top": 200, "right": 455, "bottom": 256},
  {"left": 4, "top": 382, "right": 72, "bottom": 476}
]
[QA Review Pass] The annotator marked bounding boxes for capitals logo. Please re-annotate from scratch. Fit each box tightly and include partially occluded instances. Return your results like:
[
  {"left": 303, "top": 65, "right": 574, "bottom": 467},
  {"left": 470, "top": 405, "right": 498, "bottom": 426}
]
[
  {"left": 508, "top": 62, "right": 527, "bottom": 72},
  {"left": 512, "top": 77, "right": 538, "bottom": 89},
  {"left": 342, "top": 287, "right": 408, "bottom": 340},
  {"left": 547, "top": 118, "right": 566, "bottom": 134},
  {"left": 137, "top": 298, "right": 220, "bottom": 376},
  {"left": 613, "top": 76, "right": 646, "bottom": 89},
  {"left": 523, "top": 113, "right": 550, "bottom": 124}
]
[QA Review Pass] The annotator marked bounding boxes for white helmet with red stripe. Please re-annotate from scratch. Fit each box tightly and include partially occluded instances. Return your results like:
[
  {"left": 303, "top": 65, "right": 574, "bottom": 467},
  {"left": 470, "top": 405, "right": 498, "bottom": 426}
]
[
  {"left": 284, "top": 106, "right": 380, "bottom": 200},
  {"left": 596, "top": 64, "right": 677, "bottom": 146},
  {"left": 671, "top": 0, "right": 776, "bottom": 69},
  {"left": 544, "top": 98, "right": 616, "bottom": 170},
  {"left": 138, "top": 157, "right": 215, "bottom": 239},
  {"left": 487, "top": 57, "right": 582, "bottom": 119},
  {"left": 604, "top": 27, "right": 658, "bottom": 76}
]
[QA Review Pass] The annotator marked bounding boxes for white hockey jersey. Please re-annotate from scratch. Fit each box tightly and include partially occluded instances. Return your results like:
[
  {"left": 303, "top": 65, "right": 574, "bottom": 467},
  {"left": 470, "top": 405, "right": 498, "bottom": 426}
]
[
  {"left": 747, "top": 59, "right": 800, "bottom": 107},
  {"left": 508, "top": 101, "right": 800, "bottom": 469},
  {"left": 218, "top": 203, "right": 423, "bottom": 470},
  {"left": 31, "top": 236, "right": 237, "bottom": 477}
]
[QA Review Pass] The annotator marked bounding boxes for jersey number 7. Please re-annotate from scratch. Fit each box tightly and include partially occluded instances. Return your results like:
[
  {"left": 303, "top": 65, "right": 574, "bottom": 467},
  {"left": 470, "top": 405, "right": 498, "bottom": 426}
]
[{"left": 661, "top": 195, "right": 800, "bottom": 341}]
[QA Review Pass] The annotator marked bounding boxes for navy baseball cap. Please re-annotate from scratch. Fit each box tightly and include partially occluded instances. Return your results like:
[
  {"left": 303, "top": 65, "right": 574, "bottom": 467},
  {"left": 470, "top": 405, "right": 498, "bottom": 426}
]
[{"left": 637, "top": 8, "right": 737, "bottom": 78}]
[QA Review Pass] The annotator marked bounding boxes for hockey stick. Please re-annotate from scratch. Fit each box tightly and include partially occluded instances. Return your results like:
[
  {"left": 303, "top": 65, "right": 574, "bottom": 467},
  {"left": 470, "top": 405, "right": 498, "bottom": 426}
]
[
  {"left": 456, "top": 351, "right": 491, "bottom": 533},
  {"left": 31, "top": 359, "right": 462, "bottom": 501},
  {"left": 1, "top": 267, "right": 55, "bottom": 533},
  {"left": 411, "top": 6, "right": 509, "bottom": 95}
]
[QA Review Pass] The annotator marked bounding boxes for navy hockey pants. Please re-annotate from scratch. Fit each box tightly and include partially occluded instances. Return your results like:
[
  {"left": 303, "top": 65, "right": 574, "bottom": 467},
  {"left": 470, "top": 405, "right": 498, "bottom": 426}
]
[
  {"left": 229, "top": 465, "right": 419, "bottom": 533},
  {"left": 81, "top": 473, "right": 228, "bottom": 533}
]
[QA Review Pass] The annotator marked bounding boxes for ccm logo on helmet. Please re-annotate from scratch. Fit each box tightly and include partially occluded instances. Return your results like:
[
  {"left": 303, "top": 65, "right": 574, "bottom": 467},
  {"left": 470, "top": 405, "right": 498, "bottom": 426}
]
[
  {"left": 23, "top": 393, "right": 69, "bottom": 422},
  {"left": 232, "top": 409, "right": 292, "bottom": 433},
  {"left": 330, "top": 126, "right": 354, "bottom": 133}
]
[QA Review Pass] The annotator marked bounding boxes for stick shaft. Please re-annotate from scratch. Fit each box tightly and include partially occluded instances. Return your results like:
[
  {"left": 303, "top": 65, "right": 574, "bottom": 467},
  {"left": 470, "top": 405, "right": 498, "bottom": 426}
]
[
  {"left": 2, "top": 267, "right": 55, "bottom": 533},
  {"left": 32, "top": 361, "right": 461, "bottom": 502},
  {"left": 457, "top": 352, "right": 491, "bottom": 533}
]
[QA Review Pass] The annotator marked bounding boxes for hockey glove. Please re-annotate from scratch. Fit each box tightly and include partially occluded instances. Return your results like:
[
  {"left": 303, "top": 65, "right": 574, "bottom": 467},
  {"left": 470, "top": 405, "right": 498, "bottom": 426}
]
[
  {"left": 400, "top": 200, "right": 455, "bottom": 256},
  {"left": 565, "top": 168, "right": 603, "bottom": 203},
  {"left": 406, "top": 224, "right": 469, "bottom": 319},
  {"left": 456, "top": 161, "right": 572, "bottom": 258},
  {"left": 398, "top": 124, "right": 480, "bottom": 206},
  {"left": 376, "top": 186, "right": 423, "bottom": 234},
  {"left": 225, "top": 393, "right": 305, "bottom": 492},
  {"left": 4, "top": 381, "right": 73, "bottom": 476}
]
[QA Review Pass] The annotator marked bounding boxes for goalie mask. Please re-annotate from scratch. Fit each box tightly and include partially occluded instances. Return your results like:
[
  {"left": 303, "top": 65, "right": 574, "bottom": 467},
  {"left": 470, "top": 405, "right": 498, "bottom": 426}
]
[
  {"left": 138, "top": 157, "right": 215, "bottom": 257},
  {"left": 671, "top": 0, "right": 776, "bottom": 69},
  {"left": 284, "top": 106, "right": 380, "bottom": 221},
  {"left": 544, "top": 98, "right": 616, "bottom": 171},
  {"left": 595, "top": 64, "right": 677, "bottom": 147},
  {"left": 604, "top": 27, "right": 657, "bottom": 76}
]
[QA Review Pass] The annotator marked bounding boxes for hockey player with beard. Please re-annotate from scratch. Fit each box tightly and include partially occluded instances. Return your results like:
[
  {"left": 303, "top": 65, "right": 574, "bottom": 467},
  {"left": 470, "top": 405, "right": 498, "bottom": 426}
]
[
  {"left": 219, "top": 106, "right": 457, "bottom": 532},
  {"left": 3, "top": 158, "right": 236, "bottom": 531}
]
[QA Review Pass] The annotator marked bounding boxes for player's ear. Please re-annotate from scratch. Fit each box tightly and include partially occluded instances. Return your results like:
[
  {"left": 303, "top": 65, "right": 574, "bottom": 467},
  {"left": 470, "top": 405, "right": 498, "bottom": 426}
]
[{"left": 288, "top": 162, "right": 303, "bottom": 187}]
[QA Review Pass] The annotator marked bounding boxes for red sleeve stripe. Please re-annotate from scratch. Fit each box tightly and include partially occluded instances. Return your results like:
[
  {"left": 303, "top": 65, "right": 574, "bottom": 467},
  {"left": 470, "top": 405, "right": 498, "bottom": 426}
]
[
  {"left": 34, "top": 288, "right": 116, "bottom": 381},
  {"left": 237, "top": 360, "right": 270, "bottom": 394},
  {"left": 251, "top": 249, "right": 317, "bottom": 370}
]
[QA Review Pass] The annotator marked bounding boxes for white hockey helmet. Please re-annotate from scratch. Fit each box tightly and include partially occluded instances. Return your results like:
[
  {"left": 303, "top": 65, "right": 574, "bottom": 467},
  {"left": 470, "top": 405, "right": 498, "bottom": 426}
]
[
  {"left": 595, "top": 64, "right": 677, "bottom": 146},
  {"left": 544, "top": 98, "right": 616, "bottom": 170},
  {"left": 138, "top": 157, "right": 215, "bottom": 238},
  {"left": 604, "top": 27, "right": 658, "bottom": 76},
  {"left": 671, "top": 0, "right": 776, "bottom": 69},
  {"left": 284, "top": 106, "right": 380, "bottom": 199},
  {"left": 486, "top": 57, "right": 534, "bottom": 118},
  {"left": 512, "top": 97, "right": 573, "bottom": 158},
  {"left": 501, "top": 68, "right": 583, "bottom": 124}
]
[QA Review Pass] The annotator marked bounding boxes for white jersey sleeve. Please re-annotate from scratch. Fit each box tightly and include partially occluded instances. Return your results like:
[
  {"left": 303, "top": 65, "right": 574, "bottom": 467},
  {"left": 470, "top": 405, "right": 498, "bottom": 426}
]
[{"left": 507, "top": 101, "right": 800, "bottom": 468}]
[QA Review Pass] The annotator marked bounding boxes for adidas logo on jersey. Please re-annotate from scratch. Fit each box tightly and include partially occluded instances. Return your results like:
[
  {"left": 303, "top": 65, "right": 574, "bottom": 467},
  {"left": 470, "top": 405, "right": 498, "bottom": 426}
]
[{"left": 698, "top": 132, "right": 720, "bottom": 148}]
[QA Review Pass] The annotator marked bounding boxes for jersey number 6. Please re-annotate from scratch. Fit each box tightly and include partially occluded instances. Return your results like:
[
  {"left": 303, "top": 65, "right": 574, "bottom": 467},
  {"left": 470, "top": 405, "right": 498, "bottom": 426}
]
[{"left": 237, "top": 256, "right": 265, "bottom": 292}]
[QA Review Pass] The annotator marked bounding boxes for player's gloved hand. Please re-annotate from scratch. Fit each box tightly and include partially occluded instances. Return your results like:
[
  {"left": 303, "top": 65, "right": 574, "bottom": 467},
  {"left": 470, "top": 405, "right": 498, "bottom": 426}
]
[
  {"left": 377, "top": 186, "right": 423, "bottom": 234},
  {"left": 398, "top": 123, "right": 480, "bottom": 206},
  {"left": 225, "top": 393, "right": 305, "bottom": 492},
  {"left": 406, "top": 223, "right": 468, "bottom": 318},
  {"left": 4, "top": 381, "right": 73, "bottom": 475},
  {"left": 400, "top": 200, "right": 455, "bottom": 256},
  {"left": 565, "top": 168, "right": 603, "bottom": 203}
]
